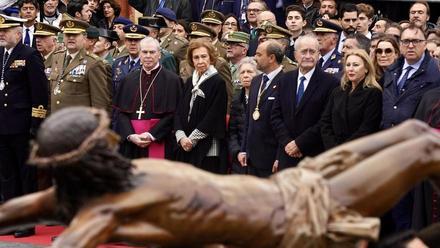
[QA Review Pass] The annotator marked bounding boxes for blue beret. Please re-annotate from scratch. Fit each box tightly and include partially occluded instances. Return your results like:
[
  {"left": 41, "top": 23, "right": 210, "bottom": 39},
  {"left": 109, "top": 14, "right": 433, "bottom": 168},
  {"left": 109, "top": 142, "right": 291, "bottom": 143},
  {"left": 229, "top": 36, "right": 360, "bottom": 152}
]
[
  {"left": 155, "top": 7, "right": 176, "bottom": 22},
  {"left": 113, "top": 17, "right": 133, "bottom": 26}
]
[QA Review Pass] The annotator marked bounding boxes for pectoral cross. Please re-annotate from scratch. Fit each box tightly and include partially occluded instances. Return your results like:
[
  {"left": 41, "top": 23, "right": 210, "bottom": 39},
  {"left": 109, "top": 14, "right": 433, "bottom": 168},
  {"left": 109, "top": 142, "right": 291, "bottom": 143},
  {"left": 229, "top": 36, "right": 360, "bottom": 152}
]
[{"left": 136, "top": 105, "right": 145, "bottom": 119}]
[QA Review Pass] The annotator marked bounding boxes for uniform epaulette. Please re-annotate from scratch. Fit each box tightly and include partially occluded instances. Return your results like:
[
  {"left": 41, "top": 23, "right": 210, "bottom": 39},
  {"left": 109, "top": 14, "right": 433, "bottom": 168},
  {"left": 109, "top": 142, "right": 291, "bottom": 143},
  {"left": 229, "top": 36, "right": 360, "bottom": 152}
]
[
  {"left": 53, "top": 49, "right": 66, "bottom": 54},
  {"left": 286, "top": 57, "right": 298, "bottom": 66},
  {"left": 85, "top": 51, "right": 101, "bottom": 60},
  {"left": 174, "top": 35, "right": 188, "bottom": 44}
]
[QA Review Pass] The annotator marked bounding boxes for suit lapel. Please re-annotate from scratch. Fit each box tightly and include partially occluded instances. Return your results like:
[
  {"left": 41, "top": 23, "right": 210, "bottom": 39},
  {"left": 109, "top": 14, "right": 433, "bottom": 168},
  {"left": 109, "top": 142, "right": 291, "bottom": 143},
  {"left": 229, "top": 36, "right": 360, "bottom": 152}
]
[
  {"left": 296, "top": 68, "right": 320, "bottom": 113},
  {"left": 260, "top": 70, "right": 282, "bottom": 104},
  {"left": 289, "top": 70, "right": 299, "bottom": 116}
]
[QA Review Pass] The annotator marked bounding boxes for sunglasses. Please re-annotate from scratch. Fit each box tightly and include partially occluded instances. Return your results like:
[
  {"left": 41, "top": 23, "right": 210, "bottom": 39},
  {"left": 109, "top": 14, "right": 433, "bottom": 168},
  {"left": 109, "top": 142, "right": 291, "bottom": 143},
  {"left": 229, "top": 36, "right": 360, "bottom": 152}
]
[{"left": 375, "top": 48, "right": 394, "bottom": 55}]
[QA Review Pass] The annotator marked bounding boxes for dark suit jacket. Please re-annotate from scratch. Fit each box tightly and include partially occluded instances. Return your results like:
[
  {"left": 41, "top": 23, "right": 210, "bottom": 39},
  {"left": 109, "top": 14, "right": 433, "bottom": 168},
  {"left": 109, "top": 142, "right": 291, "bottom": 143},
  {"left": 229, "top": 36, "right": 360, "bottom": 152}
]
[
  {"left": 128, "top": 0, "right": 191, "bottom": 23},
  {"left": 0, "top": 43, "right": 48, "bottom": 135},
  {"left": 242, "top": 71, "right": 283, "bottom": 170},
  {"left": 320, "top": 84, "right": 382, "bottom": 150},
  {"left": 271, "top": 67, "right": 338, "bottom": 169}
]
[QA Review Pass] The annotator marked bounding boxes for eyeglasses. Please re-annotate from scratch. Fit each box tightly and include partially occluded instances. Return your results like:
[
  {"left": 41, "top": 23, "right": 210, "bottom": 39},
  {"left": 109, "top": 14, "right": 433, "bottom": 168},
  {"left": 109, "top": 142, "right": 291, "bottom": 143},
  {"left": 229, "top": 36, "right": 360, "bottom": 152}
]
[
  {"left": 400, "top": 39, "right": 426, "bottom": 46},
  {"left": 246, "top": 8, "right": 262, "bottom": 13},
  {"left": 375, "top": 48, "right": 394, "bottom": 55}
]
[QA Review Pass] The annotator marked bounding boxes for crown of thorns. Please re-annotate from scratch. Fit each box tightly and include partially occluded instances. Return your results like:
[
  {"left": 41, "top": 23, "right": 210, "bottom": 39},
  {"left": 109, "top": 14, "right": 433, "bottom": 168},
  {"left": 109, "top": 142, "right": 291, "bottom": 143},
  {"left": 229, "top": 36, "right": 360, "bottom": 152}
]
[{"left": 28, "top": 108, "right": 120, "bottom": 167}]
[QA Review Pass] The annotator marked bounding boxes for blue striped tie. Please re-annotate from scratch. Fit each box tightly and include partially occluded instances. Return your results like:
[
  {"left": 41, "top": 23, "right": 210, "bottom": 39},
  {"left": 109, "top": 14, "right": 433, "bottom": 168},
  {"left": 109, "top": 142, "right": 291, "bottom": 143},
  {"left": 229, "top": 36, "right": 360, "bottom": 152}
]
[{"left": 296, "top": 76, "right": 306, "bottom": 106}]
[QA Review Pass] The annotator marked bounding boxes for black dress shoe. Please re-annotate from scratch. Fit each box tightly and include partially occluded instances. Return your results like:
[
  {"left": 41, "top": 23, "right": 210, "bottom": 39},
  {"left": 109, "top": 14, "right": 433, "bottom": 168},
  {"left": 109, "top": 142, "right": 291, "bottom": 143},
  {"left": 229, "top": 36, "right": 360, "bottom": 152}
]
[{"left": 13, "top": 227, "right": 35, "bottom": 238}]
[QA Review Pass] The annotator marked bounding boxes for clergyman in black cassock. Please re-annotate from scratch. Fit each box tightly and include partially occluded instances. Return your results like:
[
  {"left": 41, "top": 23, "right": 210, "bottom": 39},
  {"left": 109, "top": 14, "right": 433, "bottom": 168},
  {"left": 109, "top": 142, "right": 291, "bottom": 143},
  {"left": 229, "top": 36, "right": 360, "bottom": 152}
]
[{"left": 113, "top": 64, "right": 182, "bottom": 160}]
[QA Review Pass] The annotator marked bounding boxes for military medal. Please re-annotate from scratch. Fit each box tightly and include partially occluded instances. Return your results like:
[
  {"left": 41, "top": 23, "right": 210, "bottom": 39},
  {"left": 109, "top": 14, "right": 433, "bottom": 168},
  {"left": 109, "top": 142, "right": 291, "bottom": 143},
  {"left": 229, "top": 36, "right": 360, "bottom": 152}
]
[
  {"left": 53, "top": 84, "right": 61, "bottom": 95},
  {"left": 252, "top": 109, "right": 260, "bottom": 120}
]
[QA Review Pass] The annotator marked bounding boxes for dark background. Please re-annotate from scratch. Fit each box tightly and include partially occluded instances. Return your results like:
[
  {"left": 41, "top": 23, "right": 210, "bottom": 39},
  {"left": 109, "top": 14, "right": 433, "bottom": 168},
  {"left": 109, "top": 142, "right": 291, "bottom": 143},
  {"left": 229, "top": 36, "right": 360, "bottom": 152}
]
[{"left": 339, "top": 0, "right": 439, "bottom": 23}]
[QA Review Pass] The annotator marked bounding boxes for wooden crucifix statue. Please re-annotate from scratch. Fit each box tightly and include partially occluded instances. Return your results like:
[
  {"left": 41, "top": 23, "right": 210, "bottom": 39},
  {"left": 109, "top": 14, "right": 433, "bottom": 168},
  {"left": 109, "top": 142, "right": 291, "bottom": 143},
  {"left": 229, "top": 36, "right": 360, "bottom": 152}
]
[{"left": 0, "top": 106, "right": 438, "bottom": 248}]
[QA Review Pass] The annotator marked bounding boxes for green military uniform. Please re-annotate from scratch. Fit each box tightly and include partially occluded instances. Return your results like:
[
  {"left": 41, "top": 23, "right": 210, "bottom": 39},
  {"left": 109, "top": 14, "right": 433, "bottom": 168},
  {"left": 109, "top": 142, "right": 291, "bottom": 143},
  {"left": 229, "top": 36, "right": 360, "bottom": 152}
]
[
  {"left": 224, "top": 31, "right": 251, "bottom": 94},
  {"left": 160, "top": 32, "right": 188, "bottom": 65},
  {"left": 49, "top": 19, "right": 112, "bottom": 114},
  {"left": 112, "top": 45, "right": 128, "bottom": 59},
  {"left": 264, "top": 23, "right": 298, "bottom": 72},
  {"left": 282, "top": 56, "right": 298, "bottom": 73},
  {"left": 213, "top": 39, "right": 227, "bottom": 59},
  {"left": 160, "top": 48, "right": 177, "bottom": 73},
  {"left": 200, "top": 10, "right": 227, "bottom": 60}
]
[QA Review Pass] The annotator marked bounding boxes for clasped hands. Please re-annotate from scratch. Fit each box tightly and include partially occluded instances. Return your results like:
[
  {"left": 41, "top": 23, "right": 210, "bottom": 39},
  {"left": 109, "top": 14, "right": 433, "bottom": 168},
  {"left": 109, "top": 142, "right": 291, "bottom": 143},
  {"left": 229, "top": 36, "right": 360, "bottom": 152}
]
[
  {"left": 129, "top": 133, "right": 152, "bottom": 148},
  {"left": 285, "top": 140, "right": 302, "bottom": 158},
  {"left": 180, "top": 137, "right": 194, "bottom": 152}
]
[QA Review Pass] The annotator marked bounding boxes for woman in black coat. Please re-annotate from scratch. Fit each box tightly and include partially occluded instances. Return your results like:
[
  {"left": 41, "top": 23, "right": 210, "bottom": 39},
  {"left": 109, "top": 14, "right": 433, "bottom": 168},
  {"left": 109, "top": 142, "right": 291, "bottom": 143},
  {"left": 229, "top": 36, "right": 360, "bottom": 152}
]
[
  {"left": 174, "top": 40, "right": 228, "bottom": 173},
  {"left": 228, "top": 58, "right": 260, "bottom": 174},
  {"left": 320, "top": 49, "right": 383, "bottom": 150}
]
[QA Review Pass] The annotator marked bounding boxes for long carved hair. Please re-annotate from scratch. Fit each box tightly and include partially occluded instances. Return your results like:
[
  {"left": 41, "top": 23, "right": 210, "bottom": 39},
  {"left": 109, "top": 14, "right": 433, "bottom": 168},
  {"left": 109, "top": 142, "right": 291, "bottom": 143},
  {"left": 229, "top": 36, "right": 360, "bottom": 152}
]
[{"left": 29, "top": 107, "right": 135, "bottom": 222}]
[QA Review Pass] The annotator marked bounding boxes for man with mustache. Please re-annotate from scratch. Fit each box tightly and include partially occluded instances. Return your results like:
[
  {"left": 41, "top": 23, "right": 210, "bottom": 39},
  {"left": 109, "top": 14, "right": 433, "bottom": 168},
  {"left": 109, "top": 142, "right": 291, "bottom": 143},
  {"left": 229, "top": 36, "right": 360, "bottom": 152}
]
[
  {"left": 409, "top": 1, "right": 435, "bottom": 33},
  {"left": 336, "top": 3, "right": 358, "bottom": 53},
  {"left": 48, "top": 18, "right": 111, "bottom": 115}
]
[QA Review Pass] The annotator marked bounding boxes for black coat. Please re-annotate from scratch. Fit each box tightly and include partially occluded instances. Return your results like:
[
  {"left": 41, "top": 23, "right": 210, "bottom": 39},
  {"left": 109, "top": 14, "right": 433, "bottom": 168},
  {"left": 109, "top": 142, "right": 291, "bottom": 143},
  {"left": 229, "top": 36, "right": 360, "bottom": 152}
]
[
  {"left": 0, "top": 43, "right": 48, "bottom": 135},
  {"left": 320, "top": 84, "right": 382, "bottom": 150},
  {"left": 174, "top": 73, "right": 228, "bottom": 169},
  {"left": 271, "top": 67, "right": 338, "bottom": 169},
  {"left": 228, "top": 89, "right": 247, "bottom": 173},
  {"left": 381, "top": 51, "right": 440, "bottom": 129},
  {"left": 242, "top": 71, "right": 283, "bottom": 170}
]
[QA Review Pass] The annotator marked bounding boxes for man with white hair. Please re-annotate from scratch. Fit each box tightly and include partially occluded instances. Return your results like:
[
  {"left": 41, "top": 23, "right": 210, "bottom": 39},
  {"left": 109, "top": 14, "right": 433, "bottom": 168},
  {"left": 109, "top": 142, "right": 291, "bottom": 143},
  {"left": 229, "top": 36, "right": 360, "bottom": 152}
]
[
  {"left": 113, "top": 37, "right": 182, "bottom": 160},
  {"left": 0, "top": 14, "right": 48, "bottom": 237},
  {"left": 271, "top": 33, "right": 338, "bottom": 170}
]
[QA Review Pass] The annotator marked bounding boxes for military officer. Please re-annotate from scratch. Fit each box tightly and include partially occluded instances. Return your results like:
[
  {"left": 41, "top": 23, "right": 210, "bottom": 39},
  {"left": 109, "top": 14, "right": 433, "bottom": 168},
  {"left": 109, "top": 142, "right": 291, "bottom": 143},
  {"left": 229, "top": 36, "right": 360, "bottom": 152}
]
[
  {"left": 154, "top": 7, "right": 188, "bottom": 67},
  {"left": 33, "top": 22, "right": 61, "bottom": 78},
  {"left": 263, "top": 22, "right": 298, "bottom": 73},
  {"left": 111, "top": 17, "right": 133, "bottom": 59},
  {"left": 49, "top": 18, "right": 111, "bottom": 114},
  {"left": 112, "top": 24, "right": 149, "bottom": 97},
  {"left": 313, "top": 18, "right": 343, "bottom": 79},
  {"left": 0, "top": 14, "right": 48, "bottom": 237},
  {"left": 180, "top": 22, "right": 233, "bottom": 112},
  {"left": 95, "top": 28, "right": 119, "bottom": 65},
  {"left": 138, "top": 16, "right": 177, "bottom": 73},
  {"left": 200, "top": 10, "right": 227, "bottom": 59},
  {"left": 224, "top": 31, "right": 250, "bottom": 94}
]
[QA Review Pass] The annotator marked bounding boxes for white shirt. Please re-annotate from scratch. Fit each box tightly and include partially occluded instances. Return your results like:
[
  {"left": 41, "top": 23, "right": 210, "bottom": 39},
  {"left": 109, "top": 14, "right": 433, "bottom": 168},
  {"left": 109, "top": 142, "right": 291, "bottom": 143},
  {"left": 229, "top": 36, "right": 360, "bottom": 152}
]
[
  {"left": 297, "top": 66, "right": 316, "bottom": 93},
  {"left": 337, "top": 32, "right": 347, "bottom": 54},
  {"left": 22, "top": 25, "right": 35, "bottom": 47},
  {"left": 263, "top": 65, "right": 283, "bottom": 90},
  {"left": 4, "top": 47, "right": 14, "bottom": 57},
  {"left": 398, "top": 53, "right": 425, "bottom": 83}
]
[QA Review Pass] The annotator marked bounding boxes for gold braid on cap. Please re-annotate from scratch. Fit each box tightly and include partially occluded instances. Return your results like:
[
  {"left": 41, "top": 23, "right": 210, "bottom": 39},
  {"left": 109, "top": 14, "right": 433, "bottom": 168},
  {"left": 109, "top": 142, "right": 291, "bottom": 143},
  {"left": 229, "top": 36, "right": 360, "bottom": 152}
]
[{"left": 28, "top": 108, "right": 120, "bottom": 167}]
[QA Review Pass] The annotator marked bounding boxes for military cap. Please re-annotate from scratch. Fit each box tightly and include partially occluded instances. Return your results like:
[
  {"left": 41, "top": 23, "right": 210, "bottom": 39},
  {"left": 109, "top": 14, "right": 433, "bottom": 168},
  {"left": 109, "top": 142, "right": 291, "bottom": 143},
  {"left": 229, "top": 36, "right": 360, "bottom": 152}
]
[
  {"left": 98, "top": 28, "right": 119, "bottom": 42},
  {"left": 189, "top": 22, "right": 216, "bottom": 39},
  {"left": 265, "top": 23, "right": 292, "bottom": 39},
  {"left": 201, "top": 10, "right": 225, "bottom": 25},
  {"left": 0, "top": 14, "right": 26, "bottom": 29},
  {"left": 60, "top": 19, "right": 90, "bottom": 34},
  {"left": 256, "top": 20, "right": 272, "bottom": 34},
  {"left": 313, "top": 18, "right": 342, "bottom": 33},
  {"left": 123, "top": 24, "right": 149, "bottom": 39},
  {"left": 138, "top": 16, "right": 167, "bottom": 29},
  {"left": 113, "top": 16, "right": 132, "bottom": 26},
  {"left": 34, "top": 22, "right": 61, "bottom": 36},
  {"left": 155, "top": 7, "right": 176, "bottom": 22},
  {"left": 86, "top": 26, "right": 99, "bottom": 39},
  {"left": 226, "top": 31, "right": 250, "bottom": 44}
]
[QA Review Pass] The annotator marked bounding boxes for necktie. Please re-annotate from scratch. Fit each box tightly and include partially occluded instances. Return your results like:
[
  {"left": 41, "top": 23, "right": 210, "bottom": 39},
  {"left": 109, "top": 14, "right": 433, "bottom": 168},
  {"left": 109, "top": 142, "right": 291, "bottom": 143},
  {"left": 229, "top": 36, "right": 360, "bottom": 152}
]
[
  {"left": 3, "top": 51, "right": 9, "bottom": 65},
  {"left": 24, "top": 28, "right": 31, "bottom": 46},
  {"left": 296, "top": 76, "right": 306, "bottom": 106},
  {"left": 129, "top": 60, "right": 136, "bottom": 71},
  {"left": 397, "top": 66, "right": 413, "bottom": 93},
  {"left": 318, "top": 57, "right": 324, "bottom": 68},
  {"left": 159, "top": 0, "right": 166, "bottom": 8},
  {"left": 63, "top": 55, "right": 72, "bottom": 70},
  {"left": 261, "top": 74, "right": 270, "bottom": 90}
]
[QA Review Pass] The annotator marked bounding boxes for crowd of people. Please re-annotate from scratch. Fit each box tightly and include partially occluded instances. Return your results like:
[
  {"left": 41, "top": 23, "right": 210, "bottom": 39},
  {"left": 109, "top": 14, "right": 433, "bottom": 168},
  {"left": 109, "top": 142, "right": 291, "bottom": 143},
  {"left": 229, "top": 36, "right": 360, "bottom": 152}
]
[{"left": 0, "top": 0, "right": 439, "bottom": 246}]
